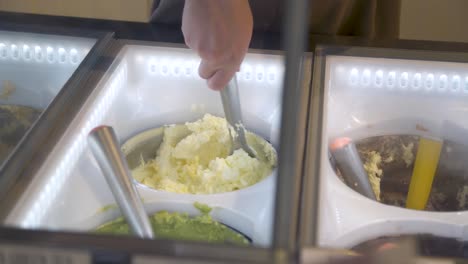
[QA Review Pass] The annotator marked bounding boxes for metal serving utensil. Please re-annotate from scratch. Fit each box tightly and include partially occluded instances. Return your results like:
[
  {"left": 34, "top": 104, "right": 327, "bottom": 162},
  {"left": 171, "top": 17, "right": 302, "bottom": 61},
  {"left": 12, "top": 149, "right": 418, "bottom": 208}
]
[
  {"left": 88, "top": 126, "right": 154, "bottom": 239},
  {"left": 220, "top": 76, "right": 257, "bottom": 158}
]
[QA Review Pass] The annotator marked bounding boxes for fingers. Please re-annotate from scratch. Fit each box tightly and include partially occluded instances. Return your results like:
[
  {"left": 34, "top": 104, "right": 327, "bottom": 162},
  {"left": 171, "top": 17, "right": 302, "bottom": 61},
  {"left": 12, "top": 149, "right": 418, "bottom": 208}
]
[
  {"left": 207, "top": 68, "right": 238, "bottom": 91},
  {"left": 198, "top": 60, "right": 217, "bottom": 80},
  {"left": 199, "top": 59, "right": 240, "bottom": 91}
]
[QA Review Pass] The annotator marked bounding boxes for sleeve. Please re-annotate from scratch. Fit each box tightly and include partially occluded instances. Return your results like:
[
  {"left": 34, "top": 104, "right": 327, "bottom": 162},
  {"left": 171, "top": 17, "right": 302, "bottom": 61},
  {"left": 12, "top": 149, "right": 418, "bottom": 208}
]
[{"left": 150, "top": 0, "right": 185, "bottom": 25}]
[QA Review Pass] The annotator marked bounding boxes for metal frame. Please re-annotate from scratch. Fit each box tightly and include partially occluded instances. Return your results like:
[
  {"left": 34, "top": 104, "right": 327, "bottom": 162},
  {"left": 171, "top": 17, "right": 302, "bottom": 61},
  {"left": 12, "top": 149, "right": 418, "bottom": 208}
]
[
  {"left": 273, "top": 0, "right": 311, "bottom": 257},
  {"left": 0, "top": 20, "right": 109, "bottom": 40},
  {"left": 0, "top": 228, "right": 274, "bottom": 263}
]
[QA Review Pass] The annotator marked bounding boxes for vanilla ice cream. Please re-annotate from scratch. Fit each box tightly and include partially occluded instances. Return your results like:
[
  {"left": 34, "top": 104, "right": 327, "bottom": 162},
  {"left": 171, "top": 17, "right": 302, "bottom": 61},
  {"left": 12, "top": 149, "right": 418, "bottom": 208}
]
[{"left": 132, "top": 114, "right": 277, "bottom": 194}]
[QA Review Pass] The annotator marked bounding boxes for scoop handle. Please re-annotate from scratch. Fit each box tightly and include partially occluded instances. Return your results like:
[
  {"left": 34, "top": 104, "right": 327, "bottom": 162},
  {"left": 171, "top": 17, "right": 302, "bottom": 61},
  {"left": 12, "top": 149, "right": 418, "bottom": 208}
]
[
  {"left": 88, "top": 126, "right": 154, "bottom": 239},
  {"left": 220, "top": 77, "right": 256, "bottom": 157},
  {"left": 330, "top": 138, "right": 376, "bottom": 200},
  {"left": 406, "top": 137, "right": 442, "bottom": 210}
]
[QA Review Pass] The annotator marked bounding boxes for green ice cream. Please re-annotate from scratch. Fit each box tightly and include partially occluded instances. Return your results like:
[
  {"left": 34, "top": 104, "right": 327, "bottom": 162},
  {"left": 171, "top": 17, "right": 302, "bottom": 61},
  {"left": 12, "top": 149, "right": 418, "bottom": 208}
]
[{"left": 94, "top": 203, "right": 249, "bottom": 246}]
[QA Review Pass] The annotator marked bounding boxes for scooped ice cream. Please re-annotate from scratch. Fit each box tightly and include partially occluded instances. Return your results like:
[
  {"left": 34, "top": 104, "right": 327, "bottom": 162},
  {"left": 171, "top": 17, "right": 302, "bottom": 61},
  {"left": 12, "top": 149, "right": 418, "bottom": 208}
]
[
  {"left": 95, "top": 202, "right": 249, "bottom": 245},
  {"left": 132, "top": 114, "right": 277, "bottom": 194}
]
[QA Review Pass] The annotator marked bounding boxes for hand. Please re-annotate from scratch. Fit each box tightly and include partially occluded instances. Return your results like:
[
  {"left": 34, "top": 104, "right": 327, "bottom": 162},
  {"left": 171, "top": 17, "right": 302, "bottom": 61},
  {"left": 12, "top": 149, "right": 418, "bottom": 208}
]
[{"left": 182, "top": 0, "right": 253, "bottom": 91}]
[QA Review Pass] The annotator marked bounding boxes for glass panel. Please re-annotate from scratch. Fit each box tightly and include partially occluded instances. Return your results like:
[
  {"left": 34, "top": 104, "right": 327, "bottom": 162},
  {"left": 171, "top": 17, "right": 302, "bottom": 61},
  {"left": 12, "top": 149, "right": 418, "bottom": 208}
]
[{"left": 0, "top": 29, "right": 96, "bottom": 166}]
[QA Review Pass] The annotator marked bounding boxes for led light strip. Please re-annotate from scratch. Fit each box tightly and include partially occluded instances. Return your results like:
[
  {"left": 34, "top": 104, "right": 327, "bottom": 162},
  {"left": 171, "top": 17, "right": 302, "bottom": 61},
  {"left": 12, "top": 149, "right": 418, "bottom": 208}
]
[
  {"left": 21, "top": 65, "right": 127, "bottom": 228},
  {"left": 147, "top": 57, "right": 282, "bottom": 83},
  {"left": 0, "top": 42, "right": 82, "bottom": 64},
  {"left": 347, "top": 68, "right": 468, "bottom": 93}
]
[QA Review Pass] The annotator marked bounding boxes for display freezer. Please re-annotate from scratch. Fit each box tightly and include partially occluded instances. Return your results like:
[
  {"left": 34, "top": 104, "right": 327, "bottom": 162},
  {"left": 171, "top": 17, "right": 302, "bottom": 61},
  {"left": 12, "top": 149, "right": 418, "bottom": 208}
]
[
  {"left": 301, "top": 44, "right": 468, "bottom": 256},
  {"left": 0, "top": 28, "right": 98, "bottom": 168},
  {"left": 2, "top": 41, "right": 304, "bottom": 248}
]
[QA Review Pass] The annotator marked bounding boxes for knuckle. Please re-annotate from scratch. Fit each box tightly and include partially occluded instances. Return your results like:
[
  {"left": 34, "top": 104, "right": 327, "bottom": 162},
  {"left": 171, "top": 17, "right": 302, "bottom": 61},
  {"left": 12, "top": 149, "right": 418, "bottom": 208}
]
[
  {"left": 199, "top": 70, "right": 210, "bottom": 80},
  {"left": 198, "top": 62, "right": 214, "bottom": 79},
  {"left": 209, "top": 69, "right": 234, "bottom": 90}
]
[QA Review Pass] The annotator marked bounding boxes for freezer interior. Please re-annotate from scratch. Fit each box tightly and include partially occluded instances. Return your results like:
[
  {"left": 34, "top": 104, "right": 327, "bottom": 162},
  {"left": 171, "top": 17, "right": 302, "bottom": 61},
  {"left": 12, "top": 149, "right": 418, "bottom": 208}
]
[
  {"left": 319, "top": 55, "right": 468, "bottom": 249},
  {"left": 4, "top": 44, "right": 285, "bottom": 247},
  {"left": 0, "top": 30, "right": 96, "bottom": 165}
]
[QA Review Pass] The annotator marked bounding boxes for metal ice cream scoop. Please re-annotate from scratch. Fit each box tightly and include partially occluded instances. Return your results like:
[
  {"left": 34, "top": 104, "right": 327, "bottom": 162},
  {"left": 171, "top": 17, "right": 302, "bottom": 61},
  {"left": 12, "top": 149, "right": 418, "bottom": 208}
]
[
  {"left": 330, "top": 137, "right": 376, "bottom": 200},
  {"left": 88, "top": 126, "right": 154, "bottom": 239},
  {"left": 220, "top": 77, "right": 257, "bottom": 158}
]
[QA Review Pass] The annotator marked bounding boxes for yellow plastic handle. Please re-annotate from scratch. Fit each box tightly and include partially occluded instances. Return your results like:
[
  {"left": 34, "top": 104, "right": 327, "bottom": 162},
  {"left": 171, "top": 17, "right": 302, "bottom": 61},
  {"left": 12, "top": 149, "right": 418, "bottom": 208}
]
[{"left": 406, "top": 137, "right": 443, "bottom": 210}]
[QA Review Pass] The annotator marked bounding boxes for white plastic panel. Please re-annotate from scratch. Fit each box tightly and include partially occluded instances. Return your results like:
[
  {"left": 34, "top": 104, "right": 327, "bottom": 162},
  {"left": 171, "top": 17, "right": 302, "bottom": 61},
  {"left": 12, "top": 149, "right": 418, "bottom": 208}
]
[
  {"left": 5, "top": 45, "right": 285, "bottom": 248},
  {"left": 0, "top": 30, "right": 95, "bottom": 109},
  {"left": 318, "top": 55, "right": 468, "bottom": 248}
]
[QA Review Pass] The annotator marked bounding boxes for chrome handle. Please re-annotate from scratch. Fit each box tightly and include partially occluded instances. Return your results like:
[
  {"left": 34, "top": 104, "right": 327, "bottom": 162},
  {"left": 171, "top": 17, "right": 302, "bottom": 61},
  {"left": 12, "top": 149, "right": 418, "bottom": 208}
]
[{"left": 88, "top": 126, "right": 154, "bottom": 239}]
